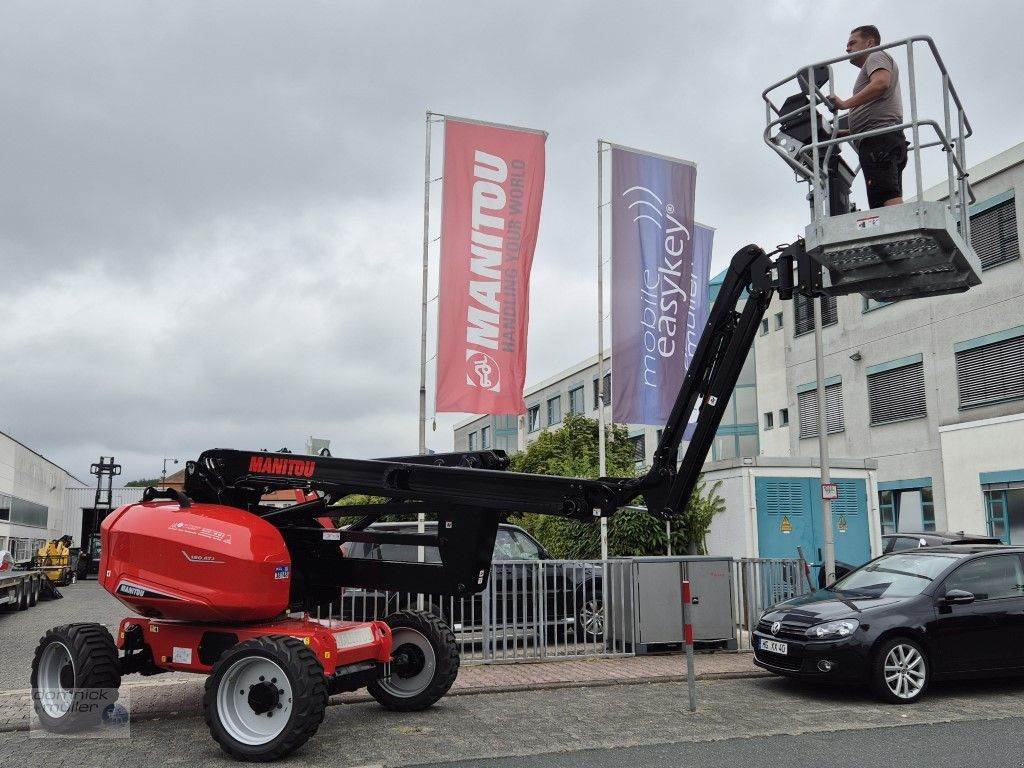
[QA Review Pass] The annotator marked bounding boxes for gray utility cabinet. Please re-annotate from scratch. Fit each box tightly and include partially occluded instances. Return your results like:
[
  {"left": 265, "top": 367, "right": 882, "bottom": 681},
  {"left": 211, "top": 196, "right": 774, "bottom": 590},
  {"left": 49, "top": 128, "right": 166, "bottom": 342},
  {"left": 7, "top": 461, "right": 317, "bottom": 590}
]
[{"left": 608, "top": 557, "right": 736, "bottom": 653}]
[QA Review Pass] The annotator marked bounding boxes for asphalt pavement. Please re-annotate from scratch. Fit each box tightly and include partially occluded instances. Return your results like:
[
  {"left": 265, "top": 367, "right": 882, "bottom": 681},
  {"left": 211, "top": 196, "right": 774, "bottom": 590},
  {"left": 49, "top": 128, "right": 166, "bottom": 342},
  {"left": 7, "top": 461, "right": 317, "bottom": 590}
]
[
  {"left": 2, "top": 672, "right": 1023, "bottom": 766},
  {"left": 423, "top": 717, "right": 1024, "bottom": 768}
]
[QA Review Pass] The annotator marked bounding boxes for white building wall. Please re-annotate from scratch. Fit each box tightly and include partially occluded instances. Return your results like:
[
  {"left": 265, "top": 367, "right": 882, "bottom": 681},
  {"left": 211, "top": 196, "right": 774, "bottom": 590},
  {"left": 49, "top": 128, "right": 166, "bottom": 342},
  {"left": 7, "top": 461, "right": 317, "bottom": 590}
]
[
  {"left": 0, "top": 431, "right": 84, "bottom": 552},
  {"left": 938, "top": 413, "right": 1024, "bottom": 534}
]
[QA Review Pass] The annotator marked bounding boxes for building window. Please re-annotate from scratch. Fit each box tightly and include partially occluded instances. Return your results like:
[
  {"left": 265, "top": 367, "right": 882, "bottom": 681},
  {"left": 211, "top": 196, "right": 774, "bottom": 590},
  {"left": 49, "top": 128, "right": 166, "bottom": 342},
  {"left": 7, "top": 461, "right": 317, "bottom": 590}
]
[
  {"left": 8, "top": 537, "right": 31, "bottom": 562},
  {"left": 467, "top": 432, "right": 477, "bottom": 450},
  {"left": 763, "top": 412, "right": 774, "bottom": 430},
  {"left": 797, "top": 382, "right": 844, "bottom": 439},
  {"left": 793, "top": 293, "right": 838, "bottom": 337},
  {"left": 867, "top": 357, "right": 927, "bottom": 425},
  {"left": 8, "top": 497, "right": 47, "bottom": 528},
  {"left": 971, "top": 194, "right": 1019, "bottom": 270},
  {"left": 569, "top": 386, "right": 585, "bottom": 416},
  {"left": 527, "top": 405, "right": 540, "bottom": 433},
  {"left": 480, "top": 425, "right": 491, "bottom": 449},
  {"left": 862, "top": 296, "right": 891, "bottom": 313},
  {"left": 593, "top": 373, "right": 611, "bottom": 409},
  {"left": 547, "top": 395, "right": 562, "bottom": 426},
  {"left": 921, "top": 487, "right": 936, "bottom": 532},
  {"left": 779, "top": 408, "right": 790, "bottom": 426},
  {"left": 774, "top": 312, "right": 784, "bottom": 330},
  {"left": 879, "top": 490, "right": 897, "bottom": 535},
  {"left": 759, "top": 318, "right": 769, "bottom": 336},
  {"left": 955, "top": 330, "right": 1024, "bottom": 409},
  {"left": 629, "top": 434, "right": 646, "bottom": 466}
]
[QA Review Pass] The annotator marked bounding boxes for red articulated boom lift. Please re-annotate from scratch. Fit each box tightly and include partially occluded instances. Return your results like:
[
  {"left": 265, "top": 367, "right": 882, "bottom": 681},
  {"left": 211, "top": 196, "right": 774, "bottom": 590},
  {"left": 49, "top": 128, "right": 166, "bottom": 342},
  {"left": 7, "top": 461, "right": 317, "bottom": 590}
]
[{"left": 31, "top": 41, "right": 979, "bottom": 760}]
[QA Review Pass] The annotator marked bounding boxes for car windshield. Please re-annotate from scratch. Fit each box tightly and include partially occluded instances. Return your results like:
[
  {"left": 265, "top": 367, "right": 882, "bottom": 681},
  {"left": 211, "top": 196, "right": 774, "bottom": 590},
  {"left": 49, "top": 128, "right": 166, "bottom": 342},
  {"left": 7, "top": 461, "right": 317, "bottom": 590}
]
[{"left": 832, "top": 552, "right": 963, "bottom": 598}]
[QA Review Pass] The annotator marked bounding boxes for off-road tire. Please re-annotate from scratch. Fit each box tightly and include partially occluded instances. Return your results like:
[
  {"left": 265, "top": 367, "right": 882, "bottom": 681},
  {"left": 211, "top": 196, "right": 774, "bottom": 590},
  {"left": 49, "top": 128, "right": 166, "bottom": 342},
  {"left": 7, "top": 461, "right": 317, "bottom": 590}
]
[
  {"left": 204, "top": 635, "right": 327, "bottom": 762},
  {"left": 368, "top": 610, "right": 459, "bottom": 711},
  {"left": 30, "top": 623, "right": 121, "bottom": 733},
  {"left": 869, "top": 636, "right": 929, "bottom": 704}
]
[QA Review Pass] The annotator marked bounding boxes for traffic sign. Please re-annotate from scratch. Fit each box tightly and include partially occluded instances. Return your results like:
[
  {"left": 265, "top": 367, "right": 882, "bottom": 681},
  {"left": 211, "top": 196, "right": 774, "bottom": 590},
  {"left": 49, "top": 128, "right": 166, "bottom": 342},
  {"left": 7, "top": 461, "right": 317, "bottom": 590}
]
[{"left": 822, "top": 482, "right": 838, "bottom": 500}]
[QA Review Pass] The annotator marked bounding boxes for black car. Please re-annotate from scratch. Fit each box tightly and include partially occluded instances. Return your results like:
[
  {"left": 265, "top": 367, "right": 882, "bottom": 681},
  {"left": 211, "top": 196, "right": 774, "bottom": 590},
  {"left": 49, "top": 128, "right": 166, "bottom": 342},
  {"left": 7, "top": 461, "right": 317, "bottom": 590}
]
[
  {"left": 755, "top": 545, "right": 1024, "bottom": 703},
  {"left": 819, "top": 531, "right": 1001, "bottom": 589},
  {"left": 339, "top": 522, "right": 605, "bottom": 642}
]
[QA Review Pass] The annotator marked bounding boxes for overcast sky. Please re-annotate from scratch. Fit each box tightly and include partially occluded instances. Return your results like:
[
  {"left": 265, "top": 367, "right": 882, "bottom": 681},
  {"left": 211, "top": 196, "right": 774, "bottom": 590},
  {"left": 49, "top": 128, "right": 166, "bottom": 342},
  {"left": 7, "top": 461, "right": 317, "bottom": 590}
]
[{"left": 2, "top": 1, "right": 1021, "bottom": 484}]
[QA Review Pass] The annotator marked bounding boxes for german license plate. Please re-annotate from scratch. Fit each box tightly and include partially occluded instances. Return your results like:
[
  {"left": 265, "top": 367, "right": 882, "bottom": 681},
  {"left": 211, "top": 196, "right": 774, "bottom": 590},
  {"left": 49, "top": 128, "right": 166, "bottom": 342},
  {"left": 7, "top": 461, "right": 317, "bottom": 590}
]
[{"left": 760, "top": 638, "right": 788, "bottom": 655}]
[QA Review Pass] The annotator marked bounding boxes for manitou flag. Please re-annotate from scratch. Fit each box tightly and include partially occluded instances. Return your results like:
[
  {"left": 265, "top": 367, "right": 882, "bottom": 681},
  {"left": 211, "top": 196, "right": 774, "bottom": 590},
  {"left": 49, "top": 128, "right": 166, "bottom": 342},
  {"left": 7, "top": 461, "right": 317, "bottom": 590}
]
[
  {"left": 435, "top": 117, "right": 547, "bottom": 414},
  {"left": 610, "top": 145, "right": 699, "bottom": 425}
]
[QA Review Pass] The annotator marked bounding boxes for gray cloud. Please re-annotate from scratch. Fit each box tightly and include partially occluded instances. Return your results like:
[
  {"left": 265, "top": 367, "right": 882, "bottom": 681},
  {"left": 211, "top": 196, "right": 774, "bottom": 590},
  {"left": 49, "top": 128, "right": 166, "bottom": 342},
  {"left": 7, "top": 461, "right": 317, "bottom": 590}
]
[{"left": 0, "top": 0, "right": 1020, "bottom": 481}]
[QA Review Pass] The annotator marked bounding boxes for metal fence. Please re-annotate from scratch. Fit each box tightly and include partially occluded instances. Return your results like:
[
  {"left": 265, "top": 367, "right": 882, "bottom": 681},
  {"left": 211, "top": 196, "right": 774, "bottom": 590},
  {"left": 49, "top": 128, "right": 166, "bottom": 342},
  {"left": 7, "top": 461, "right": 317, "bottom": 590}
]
[
  {"left": 338, "top": 555, "right": 809, "bottom": 663},
  {"left": 339, "top": 559, "right": 634, "bottom": 664},
  {"left": 730, "top": 557, "right": 812, "bottom": 651}
]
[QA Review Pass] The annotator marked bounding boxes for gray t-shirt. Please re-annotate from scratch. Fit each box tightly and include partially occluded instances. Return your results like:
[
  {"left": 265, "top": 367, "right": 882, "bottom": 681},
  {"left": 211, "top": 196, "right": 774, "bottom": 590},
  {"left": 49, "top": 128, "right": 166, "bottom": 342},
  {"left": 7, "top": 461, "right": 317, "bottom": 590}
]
[{"left": 849, "top": 51, "right": 903, "bottom": 137}]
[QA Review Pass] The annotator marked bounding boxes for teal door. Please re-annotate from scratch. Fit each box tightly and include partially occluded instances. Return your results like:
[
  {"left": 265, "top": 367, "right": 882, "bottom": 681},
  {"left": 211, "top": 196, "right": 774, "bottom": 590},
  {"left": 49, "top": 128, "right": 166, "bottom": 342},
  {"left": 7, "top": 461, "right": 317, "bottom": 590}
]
[
  {"left": 755, "top": 477, "right": 872, "bottom": 570},
  {"left": 756, "top": 478, "right": 815, "bottom": 563},
  {"left": 985, "top": 490, "right": 1010, "bottom": 544}
]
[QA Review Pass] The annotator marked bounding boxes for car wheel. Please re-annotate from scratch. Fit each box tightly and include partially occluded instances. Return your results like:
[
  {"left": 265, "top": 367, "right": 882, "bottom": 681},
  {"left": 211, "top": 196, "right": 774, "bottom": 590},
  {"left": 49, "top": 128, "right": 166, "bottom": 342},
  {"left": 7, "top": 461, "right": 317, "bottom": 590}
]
[
  {"left": 575, "top": 587, "right": 605, "bottom": 642},
  {"left": 870, "top": 636, "right": 929, "bottom": 704}
]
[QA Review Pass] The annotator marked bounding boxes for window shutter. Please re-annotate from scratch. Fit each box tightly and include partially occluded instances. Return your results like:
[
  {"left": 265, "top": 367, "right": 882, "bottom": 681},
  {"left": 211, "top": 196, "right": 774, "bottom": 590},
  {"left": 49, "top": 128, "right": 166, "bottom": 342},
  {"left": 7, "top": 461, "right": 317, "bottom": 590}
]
[
  {"left": 867, "top": 362, "right": 926, "bottom": 424},
  {"left": 798, "top": 383, "right": 844, "bottom": 438},
  {"left": 794, "top": 294, "right": 838, "bottom": 336},
  {"left": 761, "top": 478, "right": 807, "bottom": 515},
  {"left": 971, "top": 198, "right": 1019, "bottom": 270},
  {"left": 956, "top": 334, "right": 1024, "bottom": 408}
]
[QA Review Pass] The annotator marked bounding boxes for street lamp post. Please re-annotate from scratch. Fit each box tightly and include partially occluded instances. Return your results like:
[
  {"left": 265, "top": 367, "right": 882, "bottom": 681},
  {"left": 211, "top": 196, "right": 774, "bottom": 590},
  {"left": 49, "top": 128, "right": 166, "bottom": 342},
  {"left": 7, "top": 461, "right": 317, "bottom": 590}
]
[{"left": 162, "top": 457, "right": 180, "bottom": 487}]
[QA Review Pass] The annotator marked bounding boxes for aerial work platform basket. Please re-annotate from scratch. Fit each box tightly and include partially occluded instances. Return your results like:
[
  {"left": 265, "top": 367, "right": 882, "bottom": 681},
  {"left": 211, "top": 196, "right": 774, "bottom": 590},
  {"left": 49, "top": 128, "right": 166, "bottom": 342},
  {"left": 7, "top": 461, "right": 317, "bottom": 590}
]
[{"left": 763, "top": 35, "right": 980, "bottom": 302}]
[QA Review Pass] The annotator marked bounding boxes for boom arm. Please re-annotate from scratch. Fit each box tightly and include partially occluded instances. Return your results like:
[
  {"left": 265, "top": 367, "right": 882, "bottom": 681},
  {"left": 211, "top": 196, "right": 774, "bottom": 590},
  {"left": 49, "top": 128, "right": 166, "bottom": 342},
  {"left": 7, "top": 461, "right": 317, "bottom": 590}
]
[{"left": 181, "top": 241, "right": 818, "bottom": 600}]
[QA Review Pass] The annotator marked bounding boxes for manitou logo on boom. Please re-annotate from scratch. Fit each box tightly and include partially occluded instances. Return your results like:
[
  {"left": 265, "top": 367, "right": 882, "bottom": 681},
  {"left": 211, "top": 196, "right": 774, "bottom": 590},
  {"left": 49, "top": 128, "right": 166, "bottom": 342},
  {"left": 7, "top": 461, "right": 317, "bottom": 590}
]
[
  {"left": 464, "top": 149, "right": 507, "bottom": 393},
  {"left": 248, "top": 455, "right": 316, "bottom": 478}
]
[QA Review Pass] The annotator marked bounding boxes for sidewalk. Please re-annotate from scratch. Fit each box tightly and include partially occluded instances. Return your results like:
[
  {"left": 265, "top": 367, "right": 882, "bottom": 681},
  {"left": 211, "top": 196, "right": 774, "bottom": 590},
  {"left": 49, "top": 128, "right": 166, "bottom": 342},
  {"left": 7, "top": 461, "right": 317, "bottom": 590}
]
[{"left": 0, "top": 651, "right": 763, "bottom": 733}]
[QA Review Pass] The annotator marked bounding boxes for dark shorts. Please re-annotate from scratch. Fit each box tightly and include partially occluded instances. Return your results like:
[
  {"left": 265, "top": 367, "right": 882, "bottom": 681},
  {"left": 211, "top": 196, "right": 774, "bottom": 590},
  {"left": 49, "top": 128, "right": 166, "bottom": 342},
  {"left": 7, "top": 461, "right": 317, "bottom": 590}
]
[{"left": 857, "top": 130, "right": 908, "bottom": 208}]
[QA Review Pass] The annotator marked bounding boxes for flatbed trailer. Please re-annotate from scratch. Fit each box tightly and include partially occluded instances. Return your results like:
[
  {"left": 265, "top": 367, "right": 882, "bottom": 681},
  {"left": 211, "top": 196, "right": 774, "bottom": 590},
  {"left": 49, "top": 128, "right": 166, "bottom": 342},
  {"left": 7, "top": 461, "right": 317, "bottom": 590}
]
[{"left": 0, "top": 569, "right": 44, "bottom": 611}]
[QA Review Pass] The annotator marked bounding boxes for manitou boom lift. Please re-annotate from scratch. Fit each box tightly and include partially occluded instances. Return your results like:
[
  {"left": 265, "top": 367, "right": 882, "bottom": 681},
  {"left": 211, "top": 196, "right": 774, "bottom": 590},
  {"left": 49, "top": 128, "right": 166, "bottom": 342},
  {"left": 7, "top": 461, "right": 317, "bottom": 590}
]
[{"left": 32, "top": 35, "right": 980, "bottom": 762}]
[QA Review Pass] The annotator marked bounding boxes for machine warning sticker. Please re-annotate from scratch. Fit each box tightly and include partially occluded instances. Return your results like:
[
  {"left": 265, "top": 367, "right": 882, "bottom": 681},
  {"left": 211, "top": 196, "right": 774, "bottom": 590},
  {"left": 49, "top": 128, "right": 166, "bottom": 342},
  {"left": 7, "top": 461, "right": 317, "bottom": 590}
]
[
  {"left": 172, "top": 646, "right": 193, "bottom": 665},
  {"left": 322, "top": 531, "right": 341, "bottom": 541},
  {"left": 779, "top": 516, "right": 793, "bottom": 534},
  {"left": 837, "top": 514, "right": 848, "bottom": 533},
  {"left": 855, "top": 215, "right": 880, "bottom": 230},
  {"left": 274, "top": 565, "right": 290, "bottom": 580}
]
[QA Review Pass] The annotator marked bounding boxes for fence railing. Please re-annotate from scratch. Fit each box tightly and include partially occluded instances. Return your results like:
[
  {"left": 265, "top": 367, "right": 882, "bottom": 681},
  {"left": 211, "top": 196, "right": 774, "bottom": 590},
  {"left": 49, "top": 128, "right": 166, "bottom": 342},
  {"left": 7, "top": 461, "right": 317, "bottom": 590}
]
[
  {"left": 730, "top": 557, "right": 811, "bottom": 651},
  {"left": 338, "top": 559, "right": 634, "bottom": 664},
  {"left": 337, "top": 556, "right": 808, "bottom": 663}
]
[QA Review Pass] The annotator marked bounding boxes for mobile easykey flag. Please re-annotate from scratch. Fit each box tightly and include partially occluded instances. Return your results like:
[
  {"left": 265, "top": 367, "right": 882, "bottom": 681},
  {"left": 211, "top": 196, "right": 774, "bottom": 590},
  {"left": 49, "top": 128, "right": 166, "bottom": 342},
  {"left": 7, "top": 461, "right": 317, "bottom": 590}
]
[
  {"left": 610, "top": 145, "right": 699, "bottom": 425},
  {"left": 435, "top": 117, "right": 547, "bottom": 415}
]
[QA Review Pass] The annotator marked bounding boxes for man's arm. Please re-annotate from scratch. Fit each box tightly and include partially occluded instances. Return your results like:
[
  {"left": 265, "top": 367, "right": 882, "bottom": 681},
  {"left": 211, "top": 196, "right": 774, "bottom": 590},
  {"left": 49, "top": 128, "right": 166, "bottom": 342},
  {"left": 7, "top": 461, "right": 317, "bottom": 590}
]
[{"left": 832, "top": 69, "right": 891, "bottom": 111}]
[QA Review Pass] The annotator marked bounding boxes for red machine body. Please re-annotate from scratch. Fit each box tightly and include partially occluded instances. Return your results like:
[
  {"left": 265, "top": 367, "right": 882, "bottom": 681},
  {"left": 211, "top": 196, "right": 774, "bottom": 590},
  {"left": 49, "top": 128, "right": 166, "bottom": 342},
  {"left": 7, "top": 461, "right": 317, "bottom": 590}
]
[
  {"left": 115, "top": 615, "right": 393, "bottom": 677},
  {"left": 100, "top": 500, "right": 292, "bottom": 623}
]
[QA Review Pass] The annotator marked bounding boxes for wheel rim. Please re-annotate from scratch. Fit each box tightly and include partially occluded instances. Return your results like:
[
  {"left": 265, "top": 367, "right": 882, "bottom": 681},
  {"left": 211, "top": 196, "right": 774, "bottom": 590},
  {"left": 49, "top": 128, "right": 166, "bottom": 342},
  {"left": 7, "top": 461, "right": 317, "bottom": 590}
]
[
  {"left": 884, "top": 644, "right": 926, "bottom": 699},
  {"left": 37, "top": 641, "right": 76, "bottom": 718},
  {"left": 216, "top": 656, "right": 293, "bottom": 746},
  {"left": 379, "top": 627, "right": 436, "bottom": 698},
  {"left": 580, "top": 599, "right": 605, "bottom": 638}
]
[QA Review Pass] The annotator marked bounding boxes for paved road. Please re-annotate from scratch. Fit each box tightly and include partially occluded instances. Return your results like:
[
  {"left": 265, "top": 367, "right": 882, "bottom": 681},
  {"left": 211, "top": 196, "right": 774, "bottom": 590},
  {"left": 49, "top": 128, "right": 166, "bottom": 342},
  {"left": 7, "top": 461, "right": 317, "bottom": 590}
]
[
  {"left": 425, "top": 717, "right": 1024, "bottom": 768},
  {"left": 2, "top": 673, "right": 1023, "bottom": 766},
  {"left": 0, "top": 579, "right": 130, "bottom": 690}
]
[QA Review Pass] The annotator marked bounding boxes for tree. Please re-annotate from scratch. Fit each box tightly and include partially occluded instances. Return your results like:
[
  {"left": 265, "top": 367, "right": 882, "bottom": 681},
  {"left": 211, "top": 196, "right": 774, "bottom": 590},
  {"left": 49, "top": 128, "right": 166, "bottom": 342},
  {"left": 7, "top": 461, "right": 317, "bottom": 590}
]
[
  {"left": 508, "top": 414, "right": 726, "bottom": 558},
  {"left": 125, "top": 477, "right": 161, "bottom": 487}
]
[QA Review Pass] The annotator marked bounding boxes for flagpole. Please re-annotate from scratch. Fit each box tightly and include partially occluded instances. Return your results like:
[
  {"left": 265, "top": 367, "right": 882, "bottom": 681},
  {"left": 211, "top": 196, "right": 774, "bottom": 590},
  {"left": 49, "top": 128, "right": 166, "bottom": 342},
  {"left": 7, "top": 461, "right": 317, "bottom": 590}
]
[
  {"left": 417, "top": 111, "right": 434, "bottom": 592},
  {"left": 419, "top": 111, "right": 433, "bottom": 456},
  {"left": 597, "top": 140, "right": 608, "bottom": 562}
]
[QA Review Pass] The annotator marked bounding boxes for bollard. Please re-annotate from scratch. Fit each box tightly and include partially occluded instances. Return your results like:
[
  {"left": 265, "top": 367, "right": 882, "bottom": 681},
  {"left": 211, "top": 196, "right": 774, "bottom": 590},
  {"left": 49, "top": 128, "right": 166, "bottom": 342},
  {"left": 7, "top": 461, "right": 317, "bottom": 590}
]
[{"left": 681, "top": 577, "right": 697, "bottom": 712}]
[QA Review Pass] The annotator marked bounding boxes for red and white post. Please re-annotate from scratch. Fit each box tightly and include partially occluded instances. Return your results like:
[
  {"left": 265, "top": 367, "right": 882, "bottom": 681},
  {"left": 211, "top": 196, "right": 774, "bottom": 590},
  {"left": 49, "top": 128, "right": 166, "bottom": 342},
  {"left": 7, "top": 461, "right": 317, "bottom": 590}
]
[{"left": 681, "top": 577, "right": 697, "bottom": 711}]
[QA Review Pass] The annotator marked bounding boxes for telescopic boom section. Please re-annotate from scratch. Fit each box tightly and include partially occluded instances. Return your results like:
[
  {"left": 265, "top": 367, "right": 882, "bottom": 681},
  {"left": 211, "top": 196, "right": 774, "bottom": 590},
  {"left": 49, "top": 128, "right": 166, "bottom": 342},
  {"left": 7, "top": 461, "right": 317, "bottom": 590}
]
[{"left": 181, "top": 242, "right": 811, "bottom": 597}]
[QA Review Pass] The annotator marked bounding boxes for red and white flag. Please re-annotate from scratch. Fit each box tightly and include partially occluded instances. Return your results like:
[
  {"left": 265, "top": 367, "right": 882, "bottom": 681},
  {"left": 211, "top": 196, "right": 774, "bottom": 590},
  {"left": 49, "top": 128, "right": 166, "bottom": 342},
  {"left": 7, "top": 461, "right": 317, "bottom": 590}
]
[{"left": 435, "top": 117, "right": 546, "bottom": 415}]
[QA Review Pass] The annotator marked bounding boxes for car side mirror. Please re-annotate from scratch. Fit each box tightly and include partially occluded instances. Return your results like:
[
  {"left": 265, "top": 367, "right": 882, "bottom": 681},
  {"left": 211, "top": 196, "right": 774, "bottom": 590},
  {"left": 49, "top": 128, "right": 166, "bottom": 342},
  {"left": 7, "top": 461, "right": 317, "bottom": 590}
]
[{"left": 942, "top": 589, "right": 975, "bottom": 605}]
